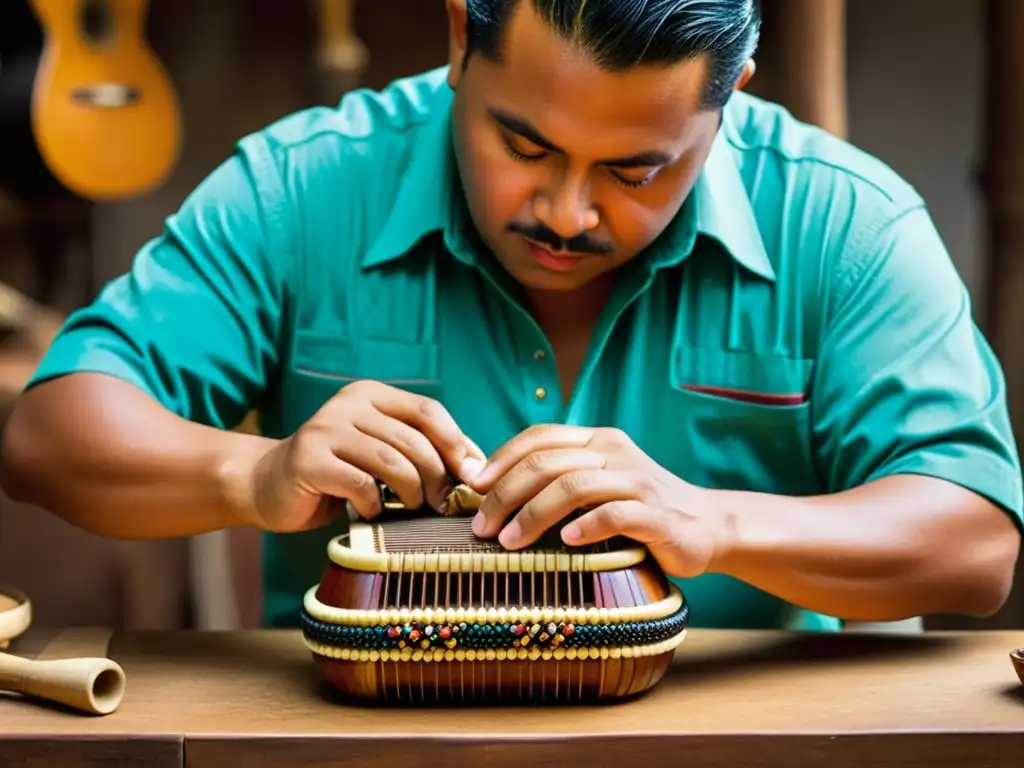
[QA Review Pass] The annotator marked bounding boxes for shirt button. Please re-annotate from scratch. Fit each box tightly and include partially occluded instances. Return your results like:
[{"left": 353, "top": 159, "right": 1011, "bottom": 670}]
[
  {"left": 534, "top": 350, "right": 546, "bottom": 360},
  {"left": 534, "top": 387, "right": 547, "bottom": 400}
]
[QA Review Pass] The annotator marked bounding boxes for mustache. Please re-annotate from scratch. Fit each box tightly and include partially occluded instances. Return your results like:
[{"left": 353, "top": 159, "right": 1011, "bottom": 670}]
[{"left": 507, "top": 221, "right": 614, "bottom": 257}]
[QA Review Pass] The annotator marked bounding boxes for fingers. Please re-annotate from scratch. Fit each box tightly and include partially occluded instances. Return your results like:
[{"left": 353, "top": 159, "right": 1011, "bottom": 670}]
[
  {"left": 305, "top": 497, "right": 350, "bottom": 530},
  {"left": 288, "top": 436, "right": 382, "bottom": 519},
  {"left": 473, "top": 449, "right": 607, "bottom": 538},
  {"left": 330, "top": 426, "right": 429, "bottom": 511},
  {"left": 351, "top": 413, "right": 452, "bottom": 512},
  {"left": 461, "top": 433, "right": 488, "bottom": 470},
  {"left": 496, "top": 468, "right": 642, "bottom": 549},
  {"left": 471, "top": 424, "right": 595, "bottom": 490},
  {"left": 560, "top": 500, "right": 667, "bottom": 548},
  {"left": 364, "top": 384, "right": 486, "bottom": 482}
]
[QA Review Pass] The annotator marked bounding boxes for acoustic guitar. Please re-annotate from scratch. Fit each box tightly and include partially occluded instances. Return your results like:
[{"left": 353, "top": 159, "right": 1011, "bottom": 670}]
[{"left": 27, "top": 0, "right": 182, "bottom": 201}]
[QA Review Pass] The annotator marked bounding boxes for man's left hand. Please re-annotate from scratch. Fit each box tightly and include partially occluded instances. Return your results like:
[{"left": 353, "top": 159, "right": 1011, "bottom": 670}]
[{"left": 465, "top": 425, "right": 731, "bottom": 579}]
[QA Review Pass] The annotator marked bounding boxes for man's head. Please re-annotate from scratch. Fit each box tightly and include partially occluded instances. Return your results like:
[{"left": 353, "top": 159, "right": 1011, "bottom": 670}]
[{"left": 445, "top": 0, "right": 759, "bottom": 294}]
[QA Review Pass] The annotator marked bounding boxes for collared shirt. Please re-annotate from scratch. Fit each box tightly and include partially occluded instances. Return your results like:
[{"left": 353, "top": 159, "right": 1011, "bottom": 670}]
[{"left": 29, "top": 66, "right": 1023, "bottom": 631}]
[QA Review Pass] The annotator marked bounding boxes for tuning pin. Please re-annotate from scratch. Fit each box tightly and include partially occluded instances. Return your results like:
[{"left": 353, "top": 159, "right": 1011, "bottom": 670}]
[
  {"left": 375, "top": 475, "right": 464, "bottom": 512},
  {"left": 377, "top": 480, "right": 406, "bottom": 510}
]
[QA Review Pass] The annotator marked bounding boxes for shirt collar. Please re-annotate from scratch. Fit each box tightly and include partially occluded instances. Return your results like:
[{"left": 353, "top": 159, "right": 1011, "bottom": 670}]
[
  {"left": 362, "top": 79, "right": 775, "bottom": 283},
  {"left": 688, "top": 127, "right": 776, "bottom": 281},
  {"left": 360, "top": 78, "right": 460, "bottom": 270}
]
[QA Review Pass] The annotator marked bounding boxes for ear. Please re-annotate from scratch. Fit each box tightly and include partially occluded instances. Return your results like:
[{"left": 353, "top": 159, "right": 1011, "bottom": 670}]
[
  {"left": 734, "top": 58, "right": 756, "bottom": 92},
  {"left": 446, "top": 0, "right": 469, "bottom": 89}
]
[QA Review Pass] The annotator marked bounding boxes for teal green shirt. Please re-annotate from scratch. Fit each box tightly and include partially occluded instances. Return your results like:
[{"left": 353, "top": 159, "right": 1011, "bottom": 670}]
[{"left": 28, "top": 67, "right": 1023, "bottom": 631}]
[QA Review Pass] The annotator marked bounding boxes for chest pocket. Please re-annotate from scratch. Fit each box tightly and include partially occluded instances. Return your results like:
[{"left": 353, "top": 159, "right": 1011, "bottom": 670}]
[
  {"left": 664, "top": 345, "right": 819, "bottom": 495},
  {"left": 279, "top": 250, "right": 443, "bottom": 432}
]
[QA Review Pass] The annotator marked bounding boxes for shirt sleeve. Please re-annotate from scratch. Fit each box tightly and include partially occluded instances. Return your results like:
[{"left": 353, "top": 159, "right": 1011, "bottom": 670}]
[
  {"left": 25, "top": 136, "right": 292, "bottom": 431},
  {"left": 810, "top": 203, "right": 1023, "bottom": 528}
]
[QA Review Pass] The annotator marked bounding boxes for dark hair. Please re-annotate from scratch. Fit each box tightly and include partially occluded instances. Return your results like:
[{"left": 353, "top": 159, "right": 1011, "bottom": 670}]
[{"left": 464, "top": 0, "right": 760, "bottom": 110}]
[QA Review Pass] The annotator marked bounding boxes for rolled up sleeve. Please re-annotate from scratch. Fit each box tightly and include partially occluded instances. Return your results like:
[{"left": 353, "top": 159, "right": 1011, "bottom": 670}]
[
  {"left": 27, "top": 136, "right": 292, "bottom": 431},
  {"left": 810, "top": 203, "right": 1023, "bottom": 528}
]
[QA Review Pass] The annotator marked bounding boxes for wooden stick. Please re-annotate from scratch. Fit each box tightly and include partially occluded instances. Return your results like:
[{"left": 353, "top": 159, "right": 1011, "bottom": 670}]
[{"left": 0, "top": 651, "right": 126, "bottom": 715}]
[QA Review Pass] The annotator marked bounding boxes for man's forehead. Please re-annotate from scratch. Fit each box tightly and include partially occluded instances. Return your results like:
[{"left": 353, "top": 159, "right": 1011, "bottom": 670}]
[{"left": 479, "top": 1, "right": 709, "bottom": 135}]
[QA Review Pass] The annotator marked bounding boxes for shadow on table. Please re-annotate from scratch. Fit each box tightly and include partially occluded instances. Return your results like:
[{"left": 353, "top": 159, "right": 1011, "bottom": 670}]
[{"left": 999, "top": 683, "right": 1024, "bottom": 707}]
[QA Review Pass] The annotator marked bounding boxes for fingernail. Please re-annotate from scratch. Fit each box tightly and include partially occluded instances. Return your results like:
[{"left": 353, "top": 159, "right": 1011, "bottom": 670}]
[
  {"left": 472, "top": 511, "right": 488, "bottom": 537},
  {"left": 436, "top": 482, "right": 453, "bottom": 515},
  {"left": 459, "top": 457, "right": 485, "bottom": 482},
  {"left": 498, "top": 520, "right": 522, "bottom": 549},
  {"left": 562, "top": 522, "right": 582, "bottom": 544}
]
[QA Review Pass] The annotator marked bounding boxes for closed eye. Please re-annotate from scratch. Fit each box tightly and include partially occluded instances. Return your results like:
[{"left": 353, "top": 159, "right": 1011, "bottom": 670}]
[
  {"left": 502, "top": 133, "right": 547, "bottom": 162},
  {"left": 610, "top": 169, "right": 658, "bottom": 189},
  {"left": 501, "top": 127, "right": 662, "bottom": 188}
]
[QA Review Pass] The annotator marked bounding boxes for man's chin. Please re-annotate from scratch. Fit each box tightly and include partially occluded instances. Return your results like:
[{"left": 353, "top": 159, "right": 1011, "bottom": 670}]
[{"left": 503, "top": 264, "right": 596, "bottom": 292}]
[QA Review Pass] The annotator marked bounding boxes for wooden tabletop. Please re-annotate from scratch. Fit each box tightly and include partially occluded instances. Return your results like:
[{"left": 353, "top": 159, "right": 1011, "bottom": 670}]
[{"left": 2, "top": 628, "right": 1024, "bottom": 767}]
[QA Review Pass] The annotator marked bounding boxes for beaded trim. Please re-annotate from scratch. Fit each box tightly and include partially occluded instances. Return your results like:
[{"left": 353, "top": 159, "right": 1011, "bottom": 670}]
[
  {"left": 302, "top": 583, "right": 685, "bottom": 628},
  {"left": 303, "top": 629, "right": 687, "bottom": 664},
  {"left": 299, "top": 597, "right": 689, "bottom": 661}
]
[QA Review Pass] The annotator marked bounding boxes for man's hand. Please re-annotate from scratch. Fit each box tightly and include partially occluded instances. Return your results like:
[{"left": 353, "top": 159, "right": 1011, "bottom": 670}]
[
  {"left": 233, "top": 380, "right": 485, "bottom": 532},
  {"left": 463, "top": 424, "right": 731, "bottom": 579}
]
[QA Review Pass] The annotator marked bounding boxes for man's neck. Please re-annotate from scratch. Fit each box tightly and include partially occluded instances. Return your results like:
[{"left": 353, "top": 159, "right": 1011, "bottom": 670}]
[
  {"left": 524, "top": 273, "right": 616, "bottom": 404},
  {"left": 523, "top": 272, "right": 616, "bottom": 332}
]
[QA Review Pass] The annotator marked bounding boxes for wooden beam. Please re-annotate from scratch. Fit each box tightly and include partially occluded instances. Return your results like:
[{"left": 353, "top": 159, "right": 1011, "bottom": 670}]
[{"left": 763, "top": 0, "right": 848, "bottom": 138}]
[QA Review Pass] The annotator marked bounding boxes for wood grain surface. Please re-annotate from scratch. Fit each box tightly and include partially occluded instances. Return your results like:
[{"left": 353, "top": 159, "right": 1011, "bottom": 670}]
[
  {"left": 0, "top": 627, "right": 182, "bottom": 767},
  {"left": 1, "top": 628, "right": 1023, "bottom": 766}
]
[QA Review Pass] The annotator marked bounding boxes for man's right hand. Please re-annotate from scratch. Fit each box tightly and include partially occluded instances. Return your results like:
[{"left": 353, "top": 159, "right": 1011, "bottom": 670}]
[{"left": 230, "top": 380, "right": 486, "bottom": 532}]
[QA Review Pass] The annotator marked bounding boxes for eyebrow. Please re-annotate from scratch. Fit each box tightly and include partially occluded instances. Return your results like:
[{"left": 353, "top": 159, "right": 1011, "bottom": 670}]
[{"left": 487, "top": 107, "right": 674, "bottom": 169}]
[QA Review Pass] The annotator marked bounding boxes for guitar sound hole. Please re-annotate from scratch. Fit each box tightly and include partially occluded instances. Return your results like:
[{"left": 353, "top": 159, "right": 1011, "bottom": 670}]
[{"left": 80, "top": 0, "right": 113, "bottom": 45}]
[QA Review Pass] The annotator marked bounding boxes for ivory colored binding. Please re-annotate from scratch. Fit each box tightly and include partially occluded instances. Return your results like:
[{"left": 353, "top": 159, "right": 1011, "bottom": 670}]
[
  {"left": 0, "top": 585, "right": 32, "bottom": 646},
  {"left": 328, "top": 527, "right": 648, "bottom": 573}
]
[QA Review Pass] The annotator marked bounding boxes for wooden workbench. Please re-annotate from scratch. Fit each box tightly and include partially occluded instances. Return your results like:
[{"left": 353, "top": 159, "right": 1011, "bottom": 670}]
[{"left": 2, "top": 628, "right": 1024, "bottom": 766}]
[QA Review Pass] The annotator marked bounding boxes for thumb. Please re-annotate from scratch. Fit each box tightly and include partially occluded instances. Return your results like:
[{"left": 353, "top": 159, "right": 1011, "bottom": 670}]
[
  {"left": 306, "top": 496, "right": 349, "bottom": 530},
  {"left": 463, "top": 433, "right": 487, "bottom": 462},
  {"left": 560, "top": 500, "right": 666, "bottom": 547},
  {"left": 456, "top": 434, "right": 488, "bottom": 483}
]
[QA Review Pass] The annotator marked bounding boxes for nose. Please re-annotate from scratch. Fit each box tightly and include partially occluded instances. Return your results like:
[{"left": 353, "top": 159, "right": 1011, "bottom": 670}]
[{"left": 533, "top": 174, "right": 600, "bottom": 240}]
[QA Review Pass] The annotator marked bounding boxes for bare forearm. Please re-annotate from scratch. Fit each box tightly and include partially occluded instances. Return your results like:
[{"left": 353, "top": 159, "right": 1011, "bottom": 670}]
[
  {"left": 712, "top": 475, "right": 1021, "bottom": 621},
  {"left": 0, "top": 373, "right": 275, "bottom": 540}
]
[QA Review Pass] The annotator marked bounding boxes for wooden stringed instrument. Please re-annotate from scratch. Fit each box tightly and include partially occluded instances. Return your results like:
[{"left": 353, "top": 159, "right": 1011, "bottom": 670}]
[
  {"left": 27, "top": 0, "right": 181, "bottom": 201},
  {"left": 303, "top": 483, "right": 689, "bottom": 704}
]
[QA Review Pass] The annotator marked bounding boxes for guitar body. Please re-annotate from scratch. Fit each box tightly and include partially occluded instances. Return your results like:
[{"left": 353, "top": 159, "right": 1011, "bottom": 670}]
[{"left": 28, "top": 0, "right": 181, "bottom": 201}]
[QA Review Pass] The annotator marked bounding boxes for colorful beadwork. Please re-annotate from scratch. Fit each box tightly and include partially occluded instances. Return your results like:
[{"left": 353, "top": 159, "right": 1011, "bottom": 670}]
[{"left": 300, "top": 601, "right": 689, "bottom": 655}]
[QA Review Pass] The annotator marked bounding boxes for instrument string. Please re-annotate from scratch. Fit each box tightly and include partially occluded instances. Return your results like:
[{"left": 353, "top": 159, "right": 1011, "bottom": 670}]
[
  {"left": 367, "top": 515, "right": 656, "bottom": 702},
  {"left": 467, "top": 545, "right": 474, "bottom": 609}
]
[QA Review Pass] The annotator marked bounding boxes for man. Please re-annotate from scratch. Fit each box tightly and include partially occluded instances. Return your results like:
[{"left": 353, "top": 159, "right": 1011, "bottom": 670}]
[{"left": 2, "top": 0, "right": 1021, "bottom": 631}]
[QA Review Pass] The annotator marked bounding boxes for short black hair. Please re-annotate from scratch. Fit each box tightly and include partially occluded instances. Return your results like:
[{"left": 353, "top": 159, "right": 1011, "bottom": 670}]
[{"left": 464, "top": 0, "right": 760, "bottom": 110}]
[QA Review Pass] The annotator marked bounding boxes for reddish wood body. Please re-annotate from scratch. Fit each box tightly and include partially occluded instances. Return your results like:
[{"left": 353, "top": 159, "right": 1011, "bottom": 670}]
[{"left": 309, "top": 557, "right": 681, "bottom": 703}]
